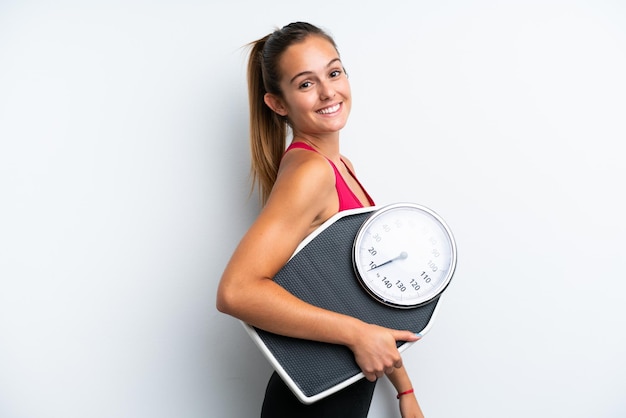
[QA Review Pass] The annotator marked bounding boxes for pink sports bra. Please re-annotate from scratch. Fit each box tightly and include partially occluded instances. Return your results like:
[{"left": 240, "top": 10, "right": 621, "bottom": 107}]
[{"left": 285, "top": 142, "right": 375, "bottom": 211}]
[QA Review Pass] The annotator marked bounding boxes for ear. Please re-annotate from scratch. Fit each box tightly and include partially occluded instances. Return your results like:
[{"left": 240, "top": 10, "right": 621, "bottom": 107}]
[{"left": 264, "top": 93, "right": 288, "bottom": 117}]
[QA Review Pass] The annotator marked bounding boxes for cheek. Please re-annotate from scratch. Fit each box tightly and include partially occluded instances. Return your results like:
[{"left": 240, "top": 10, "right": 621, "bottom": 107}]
[
  {"left": 293, "top": 95, "right": 319, "bottom": 114},
  {"left": 340, "top": 82, "right": 352, "bottom": 105},
  {"left": 340, "top": 77, "right": 351, "bottom": 92}
]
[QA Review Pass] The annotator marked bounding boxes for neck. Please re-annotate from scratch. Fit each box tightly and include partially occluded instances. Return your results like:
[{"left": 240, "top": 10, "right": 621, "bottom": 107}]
[{"left": 292, "top": 132, "right": 341, "bottom": 160}]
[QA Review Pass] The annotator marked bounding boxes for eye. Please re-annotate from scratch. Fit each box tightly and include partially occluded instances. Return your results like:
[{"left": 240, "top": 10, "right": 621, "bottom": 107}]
[
  {"left": 299, "top": 81, "right": 312, "bottom": 89},
  {"left": 330, "top": 69, "right": 342, "bottom": 78}
]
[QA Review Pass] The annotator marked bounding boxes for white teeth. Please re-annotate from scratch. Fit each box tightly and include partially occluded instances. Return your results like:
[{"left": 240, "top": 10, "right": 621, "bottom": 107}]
[{"left": 317, "top": 104, "right": 340, "bottom": 114}]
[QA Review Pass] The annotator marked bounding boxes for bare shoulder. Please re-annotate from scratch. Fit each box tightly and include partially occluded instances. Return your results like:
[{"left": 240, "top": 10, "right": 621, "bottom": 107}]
[
  {"left": 277, "top": 147, "right": 334, "bottom": 189},
  {"left": 268, "top": 148, "right": 338, "bottom": 230}
]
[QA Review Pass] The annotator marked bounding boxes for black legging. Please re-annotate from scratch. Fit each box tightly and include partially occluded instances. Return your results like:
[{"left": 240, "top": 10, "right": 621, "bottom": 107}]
[{"left": 260, "top": 371, "right": 377, "bottom": 418}]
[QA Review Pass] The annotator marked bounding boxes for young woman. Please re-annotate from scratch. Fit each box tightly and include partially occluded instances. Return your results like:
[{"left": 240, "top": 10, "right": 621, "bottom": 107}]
[{"left": 216, "top": 22, "right": 425, "bottom": 418}]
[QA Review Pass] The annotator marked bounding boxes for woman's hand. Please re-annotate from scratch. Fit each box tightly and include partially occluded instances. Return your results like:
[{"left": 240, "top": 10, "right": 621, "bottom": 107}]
[{"left": 347, "top": 323, "right": 419, "bottom": 382}]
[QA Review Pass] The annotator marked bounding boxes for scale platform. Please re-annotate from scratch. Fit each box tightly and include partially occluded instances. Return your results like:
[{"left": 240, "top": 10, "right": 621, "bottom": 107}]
[{"left": 242, "top": 206, "right": 443, "bottom": 404}]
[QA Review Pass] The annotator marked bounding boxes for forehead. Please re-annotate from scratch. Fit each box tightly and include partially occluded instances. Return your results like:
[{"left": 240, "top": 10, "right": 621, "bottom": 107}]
[{"left": 278, "top": 35, "right": 340, "bottom": 81}]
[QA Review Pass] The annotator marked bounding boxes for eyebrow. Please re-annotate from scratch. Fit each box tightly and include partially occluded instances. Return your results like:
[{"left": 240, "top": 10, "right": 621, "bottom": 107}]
[{"left": 289, "top": 58, "right": 342, "bottom": 84}]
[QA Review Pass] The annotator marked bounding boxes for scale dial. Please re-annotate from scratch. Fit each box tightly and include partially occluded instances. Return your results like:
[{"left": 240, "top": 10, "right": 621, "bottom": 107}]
[{"left": 352, "top": 203, "right": 457, "bottom": 309}]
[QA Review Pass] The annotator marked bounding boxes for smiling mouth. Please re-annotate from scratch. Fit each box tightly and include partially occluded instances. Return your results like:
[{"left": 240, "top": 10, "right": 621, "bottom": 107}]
[{"left": 317, "top": 103, "right": 341, "bottom": 114}]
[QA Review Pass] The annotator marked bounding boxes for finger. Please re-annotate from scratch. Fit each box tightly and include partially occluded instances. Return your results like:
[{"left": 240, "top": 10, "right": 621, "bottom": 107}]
[
  {"left": 364, "top": 372, "right": 377, "bottom": 382},
  {"left": 393, "top": 331, "right": 422, "bottom": 342},
  {"left": 385, "top": 367, "right": 395, "bottom": 375}
]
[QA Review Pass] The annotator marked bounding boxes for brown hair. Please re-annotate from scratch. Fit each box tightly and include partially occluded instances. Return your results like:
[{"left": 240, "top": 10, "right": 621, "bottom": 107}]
[{"left": 246, "top": 22, "right": 338, "bottom": 204}]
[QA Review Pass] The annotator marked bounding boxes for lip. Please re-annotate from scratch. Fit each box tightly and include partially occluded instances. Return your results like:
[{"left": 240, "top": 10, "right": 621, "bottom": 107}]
[{"left": 316, "top": 102, "right": 342, "bottom": 115}]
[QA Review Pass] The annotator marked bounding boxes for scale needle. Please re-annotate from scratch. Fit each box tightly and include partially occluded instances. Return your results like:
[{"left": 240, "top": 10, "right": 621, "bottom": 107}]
[{"left": 368, "top": 251, "right": 408, "bottom": 271}]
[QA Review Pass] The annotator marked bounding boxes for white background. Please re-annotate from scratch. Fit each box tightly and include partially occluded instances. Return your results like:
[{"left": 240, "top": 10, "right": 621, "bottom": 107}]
[{"left": 1, "top": 1, "right": 625, "bottom": 417}]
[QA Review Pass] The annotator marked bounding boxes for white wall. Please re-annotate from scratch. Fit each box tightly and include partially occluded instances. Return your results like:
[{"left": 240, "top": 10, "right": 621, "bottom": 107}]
[{"left": 1, "top": 1, "right": 625, "bottom": 417}]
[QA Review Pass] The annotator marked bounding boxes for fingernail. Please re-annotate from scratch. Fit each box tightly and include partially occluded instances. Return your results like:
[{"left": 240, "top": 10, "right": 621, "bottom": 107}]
[{"left": 415, "top": 333, "right": 422, "bottom": 338}]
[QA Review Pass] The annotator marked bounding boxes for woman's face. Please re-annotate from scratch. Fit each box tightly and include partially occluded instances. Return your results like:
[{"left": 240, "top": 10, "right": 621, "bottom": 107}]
[{"left": 270, "top": 35, "right": 351, "bottom": 138}]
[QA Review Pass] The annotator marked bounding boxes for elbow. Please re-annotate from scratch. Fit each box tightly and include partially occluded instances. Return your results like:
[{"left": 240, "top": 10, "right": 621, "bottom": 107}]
[
  {"left": 215, "top": 283, "right": 239, "bottom": 317},
  {"left": 215, "top": 288, "right": 231, "bottom": 315},
  {"left": 216, "top": 273, "right": 268, "bottom": 319}
]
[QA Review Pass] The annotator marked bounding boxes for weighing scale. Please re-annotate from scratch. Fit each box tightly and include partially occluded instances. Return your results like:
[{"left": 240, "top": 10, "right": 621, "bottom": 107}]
[{"left": 242, "top": 203, "right": 457, "bottom": 404}]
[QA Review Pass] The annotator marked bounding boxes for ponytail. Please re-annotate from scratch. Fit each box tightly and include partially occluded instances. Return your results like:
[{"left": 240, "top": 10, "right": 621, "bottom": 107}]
[{"left": 247, "top": 35, "right": 287, "bottom": 205}]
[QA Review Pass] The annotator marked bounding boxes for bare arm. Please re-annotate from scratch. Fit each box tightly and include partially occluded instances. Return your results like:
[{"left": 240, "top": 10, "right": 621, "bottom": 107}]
[
  {"left": 217, "top": 153, "right": 356, "bottom": 340},
  {"left": 216, "top": 151, "right": 418, "bottom": 381},
  {"left": 387, "top": 366, "right": 425, "bottom": 418}
]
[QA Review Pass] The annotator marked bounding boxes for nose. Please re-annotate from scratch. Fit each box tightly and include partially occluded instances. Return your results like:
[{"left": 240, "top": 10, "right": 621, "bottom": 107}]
[{"left": 318, "top": 80, "right": 335, "bottom": 100}]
